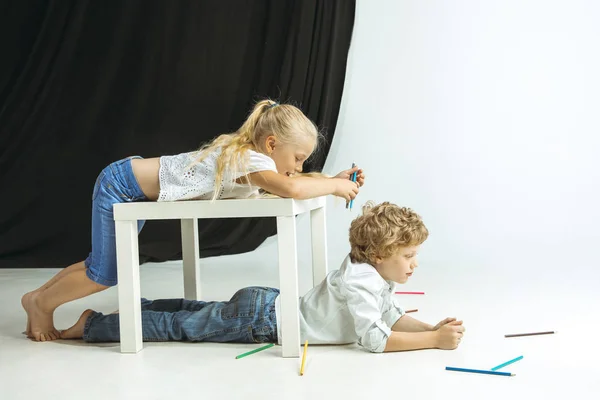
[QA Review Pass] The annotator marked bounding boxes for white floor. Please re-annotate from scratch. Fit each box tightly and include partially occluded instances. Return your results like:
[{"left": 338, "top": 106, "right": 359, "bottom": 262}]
[{"left": 1, "top": 236, "right": 598, "bottom": 400}]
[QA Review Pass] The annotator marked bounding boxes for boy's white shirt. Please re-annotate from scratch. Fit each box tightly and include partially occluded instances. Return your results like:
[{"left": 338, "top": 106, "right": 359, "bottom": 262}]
[{"left": 275, "top": 255, "right": 405, "bottom": 353}]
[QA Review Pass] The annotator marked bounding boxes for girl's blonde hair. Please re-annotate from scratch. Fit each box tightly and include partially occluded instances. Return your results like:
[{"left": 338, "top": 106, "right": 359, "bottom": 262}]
[
  {"left": 191, "top": 99, "right": 320, "bottom": 200},
  {"left": 349, "top": 201, "right": 429, "bottom": 265}
]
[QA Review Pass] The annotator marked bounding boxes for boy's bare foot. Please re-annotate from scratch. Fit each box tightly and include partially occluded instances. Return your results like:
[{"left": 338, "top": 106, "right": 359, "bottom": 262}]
[
  {"left": 61, "top": 309, "right": 94, "bottom": 339},
  {"left": 24, "top": 292, "right": 61, "bottom": 341}
]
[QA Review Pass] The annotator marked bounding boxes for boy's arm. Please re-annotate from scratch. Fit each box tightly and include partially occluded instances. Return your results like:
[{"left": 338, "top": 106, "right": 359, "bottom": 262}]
[
  {"left": 383, "top": 315, "right": 438, "bottom": 352},
  {"left": 384, "top": 331, "right": 439, "bottom": 352},
  {"left": 385, "top": 320, "right": 465, "bottom": 352},
  {"left": 391, "top": 314, "right": 434, "bottom": 332}
]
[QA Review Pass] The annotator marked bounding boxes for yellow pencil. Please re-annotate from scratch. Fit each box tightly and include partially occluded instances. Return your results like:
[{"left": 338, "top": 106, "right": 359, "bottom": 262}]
[{"left": 300, "top": 340, "right": 308, "bottom": 376}]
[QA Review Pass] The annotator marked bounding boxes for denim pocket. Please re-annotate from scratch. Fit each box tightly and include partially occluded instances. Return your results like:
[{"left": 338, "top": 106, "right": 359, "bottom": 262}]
[
  {"left": 108, "top": 157, "right": 132, "bottom": 175},
  {"left": 92, "top": 171, "right": 106, "bottom": 201},
  {"left": 221, "top": 288, "right": 258, "bottom": 320}
]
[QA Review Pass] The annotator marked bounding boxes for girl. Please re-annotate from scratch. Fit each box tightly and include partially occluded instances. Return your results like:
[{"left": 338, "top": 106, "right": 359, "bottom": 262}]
[{"left": 21, "top": 100, "right": 365, "bottom": 342}]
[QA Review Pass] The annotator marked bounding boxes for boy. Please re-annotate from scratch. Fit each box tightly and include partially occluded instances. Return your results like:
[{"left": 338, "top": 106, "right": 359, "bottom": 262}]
[{"left": 61, "top": 202, "right": 465, "bottom": 352}]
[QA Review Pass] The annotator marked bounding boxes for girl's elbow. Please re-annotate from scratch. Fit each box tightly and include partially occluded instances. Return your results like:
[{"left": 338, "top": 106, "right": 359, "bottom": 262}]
[
  {"left": 264, "top": 179, "right": 299, "bottom": 199},
  {"left": 282, "top": 180, "right": 302, "bottom": 199}
]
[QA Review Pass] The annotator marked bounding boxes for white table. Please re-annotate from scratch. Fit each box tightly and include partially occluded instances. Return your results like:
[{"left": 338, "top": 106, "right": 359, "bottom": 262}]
[{"left": 113, "top": 197, "right": 328, "bottom": 357}]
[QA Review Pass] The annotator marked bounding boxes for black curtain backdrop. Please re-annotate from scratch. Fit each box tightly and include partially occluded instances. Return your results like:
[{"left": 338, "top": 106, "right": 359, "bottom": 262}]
[{"left": 0, "top": 0, "right": 355, "bottom": 268}]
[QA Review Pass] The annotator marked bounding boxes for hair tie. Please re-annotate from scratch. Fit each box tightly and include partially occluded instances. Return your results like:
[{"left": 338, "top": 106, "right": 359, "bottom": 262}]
[{"left": 267, "top": 102, "right": 279, "bottom": 109}]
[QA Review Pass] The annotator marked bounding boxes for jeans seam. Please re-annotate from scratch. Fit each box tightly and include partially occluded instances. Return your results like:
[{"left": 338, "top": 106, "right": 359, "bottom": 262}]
[
  {"left": 92, "top": 171, "right": 106, "bottom": 201},
  {"left": 192, "top": 324, "right": 251, "bottom": 341},
  {"left": 82, "top": 311, "right": 98, "bottom": 341}
]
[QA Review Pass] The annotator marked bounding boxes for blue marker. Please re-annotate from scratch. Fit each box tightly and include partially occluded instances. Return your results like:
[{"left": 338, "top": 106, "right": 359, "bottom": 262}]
[{"left": 348, "top": 162, "right": 357, "bottom": 210}]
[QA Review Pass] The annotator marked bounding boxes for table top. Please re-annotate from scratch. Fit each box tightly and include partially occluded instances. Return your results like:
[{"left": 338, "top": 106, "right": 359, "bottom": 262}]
[{"left": 113, "top": 196, "right": 327, "bottom": 221}]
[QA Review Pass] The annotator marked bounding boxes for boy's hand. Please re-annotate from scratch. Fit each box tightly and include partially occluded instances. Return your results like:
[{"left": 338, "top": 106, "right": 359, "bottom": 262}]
[
  {"left": 432, "top": 317, "right": 457, "bottom": 331},
  {"left": 333, "top": 166, "right": 365, "bottom": 187},
  {"left": 435, "top": 320, "right": 465, "bottom": 350}
]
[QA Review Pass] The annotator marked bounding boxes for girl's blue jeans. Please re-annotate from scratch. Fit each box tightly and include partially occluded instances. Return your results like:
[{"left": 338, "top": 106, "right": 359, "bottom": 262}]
[
  {"left": 83, "top": 287, "right": 279, "bottom": 343},
  {"left": 85, "top": 156, "right": 146, "bottom": 286}
]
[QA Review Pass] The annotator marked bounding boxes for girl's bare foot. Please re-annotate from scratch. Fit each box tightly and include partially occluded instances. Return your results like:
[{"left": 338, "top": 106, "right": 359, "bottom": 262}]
[
  {"left": 60, "top": 309, "right": 94, "bottom": 339},
  {"left": 21, "top": 291, "right": 35, "bottom": 337},
  {"left": 25, "top": 292, "right": 61, "bottom": 341},
  {"left": 21, "top": 289, "right": 48, "bottom": 338}
]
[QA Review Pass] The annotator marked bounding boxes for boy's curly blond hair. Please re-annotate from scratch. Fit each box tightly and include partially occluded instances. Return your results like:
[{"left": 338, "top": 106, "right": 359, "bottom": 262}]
[{"left": 349, "top": 201, "right": 429, "bottom": 264}]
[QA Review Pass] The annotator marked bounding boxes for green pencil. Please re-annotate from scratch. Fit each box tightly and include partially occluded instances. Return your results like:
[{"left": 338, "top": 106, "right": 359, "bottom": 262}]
[{"left": 235, "top": 343, "right": 275, "bottom": 359}]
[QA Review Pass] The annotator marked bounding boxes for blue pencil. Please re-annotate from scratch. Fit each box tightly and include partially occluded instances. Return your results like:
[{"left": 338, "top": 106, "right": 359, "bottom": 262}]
[
  {"left": 348, "top": 162, "right": 357, "bottom": 210},
  {"left": 445, "top": 366, "right": 515, "bottom": 377},
  {"left": 491, "top": 355, "right": 523, "bottom": 371}
]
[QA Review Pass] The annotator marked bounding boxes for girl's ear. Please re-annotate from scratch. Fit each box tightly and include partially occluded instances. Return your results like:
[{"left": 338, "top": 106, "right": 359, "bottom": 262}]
[{"left": 265, "top": 135, "right": 277, "bottom": 154}]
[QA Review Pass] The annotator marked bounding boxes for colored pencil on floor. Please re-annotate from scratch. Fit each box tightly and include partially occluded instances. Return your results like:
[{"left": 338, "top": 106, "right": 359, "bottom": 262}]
[
  {"left": 445, "top": 366, "right": 515, "bottom": 377},
  {"left": 491, "top": 355, "right": 523, "bottom": 371},
  {"left": 395, "top": 291, "right": 425, "bottom": 295},
  {"left": 504, "top": 331, "right": 556, "bottom": 338},
  {"left": 405, "top": 309, "right": 418, "bottom": 313},
  {"left": 300, "top": 340, "right": 308, "bottom": 376},
  {"left": 348, "top": 162, "right": 357, "bottom": 210},
  {"left": 235, "top": 343, "right": 274, "bottom": 359}
]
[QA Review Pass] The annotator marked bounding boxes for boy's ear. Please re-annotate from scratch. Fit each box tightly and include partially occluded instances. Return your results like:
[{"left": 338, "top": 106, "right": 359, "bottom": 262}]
[{"left": 372, "top": 256, "right": 383, "bottom": 265}]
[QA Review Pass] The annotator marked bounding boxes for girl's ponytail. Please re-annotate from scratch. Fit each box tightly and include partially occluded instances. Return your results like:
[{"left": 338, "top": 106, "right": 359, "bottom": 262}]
[
  {"left": 189, "top": 99, "right": 277, "bottom": 200},
  {"left": 236, "top": 100, "right": 276, "bottom": 144},
  {"left": 189, "top": 98, "right": 318, "bottom": 201}
]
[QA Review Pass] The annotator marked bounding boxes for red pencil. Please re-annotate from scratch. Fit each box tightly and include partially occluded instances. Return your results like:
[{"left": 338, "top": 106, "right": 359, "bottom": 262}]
[
  {"left": 395, "top": 291, "right": 425, "bottom": 295},
  {"left": 405, "top": 309, "right": 418, "bottom": 313}
]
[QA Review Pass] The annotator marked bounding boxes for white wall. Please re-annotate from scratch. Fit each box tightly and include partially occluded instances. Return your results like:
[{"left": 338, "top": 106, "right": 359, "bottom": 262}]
[{"left": 319, "top": 0, "right": 600, "bottom": 290}]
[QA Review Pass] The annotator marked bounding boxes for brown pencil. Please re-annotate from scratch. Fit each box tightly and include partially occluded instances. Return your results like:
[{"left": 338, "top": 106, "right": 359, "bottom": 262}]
[
  {"left": 405, "top": 309, "right": 418, "bottom": 313},
  {"left": 504, "top": 331, "right": 556, "bottom": 338}
]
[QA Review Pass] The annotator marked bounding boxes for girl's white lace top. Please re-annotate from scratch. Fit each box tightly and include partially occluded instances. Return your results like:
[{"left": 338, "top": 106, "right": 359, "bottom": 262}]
[{"left": 157, "top": 149, "right": 277, "bottom": 202}]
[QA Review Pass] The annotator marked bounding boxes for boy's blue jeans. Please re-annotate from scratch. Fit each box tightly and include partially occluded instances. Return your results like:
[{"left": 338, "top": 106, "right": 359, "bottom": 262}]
[{"left": 83, "top": 287, "right": 279, "bottom": 343}]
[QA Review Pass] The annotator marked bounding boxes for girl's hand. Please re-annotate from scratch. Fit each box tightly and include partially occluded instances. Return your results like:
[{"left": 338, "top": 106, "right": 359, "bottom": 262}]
[
  {"left": 334, "top": 166, "right": 365, "bottom": 187},
  {"left": 432, "top": 317, "right": 457, "bottom": 331},
  {"left": 333, "top": 179, "right": 360, "bottom": 201}
]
